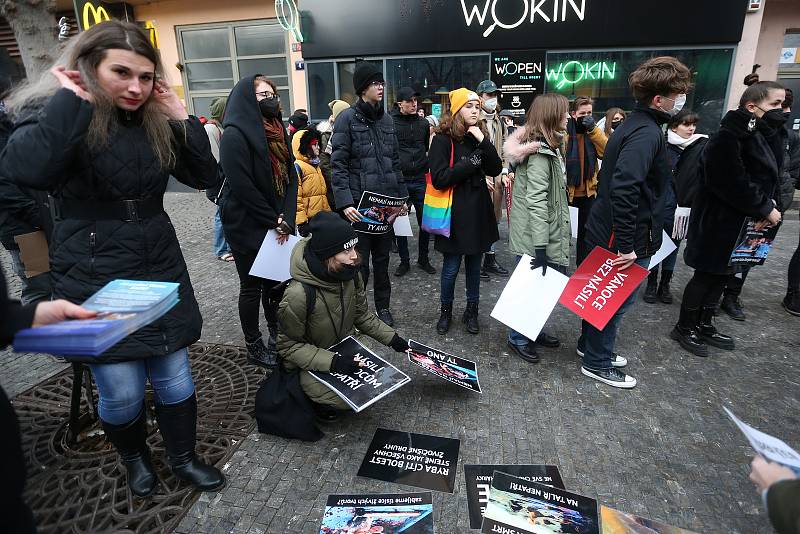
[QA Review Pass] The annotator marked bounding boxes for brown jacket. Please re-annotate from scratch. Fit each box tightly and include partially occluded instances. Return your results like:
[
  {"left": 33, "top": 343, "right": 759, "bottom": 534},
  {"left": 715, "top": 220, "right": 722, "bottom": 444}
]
[{"left": 566, "top": 127, "right": 608, "bottom": 202}]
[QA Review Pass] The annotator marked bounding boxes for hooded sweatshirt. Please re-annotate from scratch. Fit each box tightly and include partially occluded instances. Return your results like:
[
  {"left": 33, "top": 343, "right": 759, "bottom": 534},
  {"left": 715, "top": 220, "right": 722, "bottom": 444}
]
[{"left": 219, "top": 75, "right": 298, "bottom": 254}]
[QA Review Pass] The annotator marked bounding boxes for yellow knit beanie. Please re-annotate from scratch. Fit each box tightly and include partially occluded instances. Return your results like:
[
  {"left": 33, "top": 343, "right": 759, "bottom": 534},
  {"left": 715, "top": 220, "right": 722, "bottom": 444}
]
[{"left": 449, "top": 88, "right": 480, "bottom": 115}]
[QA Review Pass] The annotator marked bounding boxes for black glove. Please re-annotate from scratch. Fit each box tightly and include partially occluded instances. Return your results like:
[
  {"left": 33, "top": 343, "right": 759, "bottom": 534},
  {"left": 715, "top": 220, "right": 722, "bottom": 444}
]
[
  {"left": 297, "top": 222, "right": 310, "bottom": 237},
  {"left": 330, "top": 352, "right": 359, "bottom": 375},
  {"left": 276, "top": 220, "right": 293, "bottom": 235},
  {"left": 468, "top": 150, "right": 482, "bottom": 168},
  {"left": 389, "top": 334, "right": 410, "bottom": 353},
  {"left": 579, "top": 115, "right": 596, "bottom": 133},
  {"left": 530, "top": 248, "right": 549, "bottom": 276}
]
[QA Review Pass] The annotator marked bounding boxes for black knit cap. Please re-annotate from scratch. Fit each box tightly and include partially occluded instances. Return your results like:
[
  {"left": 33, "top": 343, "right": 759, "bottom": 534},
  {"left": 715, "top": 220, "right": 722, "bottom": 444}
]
[
  {"left": 308, "top": 212, "right": 358, "bottom": 260},
  {"left": 353, "top": 61, "right": 384, "bottom": 95},
  {"left": 288, "top": 110, "right": 308, "bottom": 129}
]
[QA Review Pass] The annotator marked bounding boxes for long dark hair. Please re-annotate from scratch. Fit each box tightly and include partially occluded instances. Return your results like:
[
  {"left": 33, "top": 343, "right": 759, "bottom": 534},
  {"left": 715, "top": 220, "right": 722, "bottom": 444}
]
[{"left": 7, "top": 21, "right": 179, "bottom": 170}]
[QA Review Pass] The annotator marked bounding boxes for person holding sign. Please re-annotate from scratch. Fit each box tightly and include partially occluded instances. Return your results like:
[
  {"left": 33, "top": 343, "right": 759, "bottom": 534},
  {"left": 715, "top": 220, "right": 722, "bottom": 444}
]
[
  {"left": 429, "top": 89, "right": 503, "bottom": 335},
  {"left": 277, "top": 212, "right": 410, "bottom": 416},
  {"left": 1, "top": 22, "right": 225, "bottom": 495},
  {"left": 580, "top": 57, "right": 692, "bottom": 388},
  {"left": 503, "top": 93, "right": 571, "bottom": 362},
  {"left": 672, "top": 81, "right": 785, "bottom": 357},
  {"left": 749, "top": 456, "right": 799, "bottom": 534},
  {"left": 220, "top": 74, "right": 298, "bottom": 368}
]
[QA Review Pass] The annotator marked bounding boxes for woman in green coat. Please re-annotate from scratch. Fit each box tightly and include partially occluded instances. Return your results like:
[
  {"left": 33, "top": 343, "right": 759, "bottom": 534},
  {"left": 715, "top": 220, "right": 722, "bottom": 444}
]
[
  {"left": 503, "top": 93, "right": 571, "bottom": 364},
  {"left": 276, "top": 212, "right": 409, "bottom": 416}
]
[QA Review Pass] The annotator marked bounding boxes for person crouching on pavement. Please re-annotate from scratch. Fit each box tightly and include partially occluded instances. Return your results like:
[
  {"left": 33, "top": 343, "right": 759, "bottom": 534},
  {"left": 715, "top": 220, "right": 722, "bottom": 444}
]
[
  {"left": 292, "top": 128, "right": 331, "bottom": 237},
  {"left": 276, "top": 212, "right": 410, "bottom": 421}
]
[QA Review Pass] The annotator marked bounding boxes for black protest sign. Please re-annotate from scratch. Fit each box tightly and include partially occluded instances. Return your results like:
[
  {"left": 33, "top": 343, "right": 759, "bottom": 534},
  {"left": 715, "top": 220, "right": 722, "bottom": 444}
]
[
  {"left": 354, "top": 191, "right": 407, "bottom": 234},
  {"left": 321, "top": 492, "right": 434, "bottom": 533},
  {"left": 491, "top": 50, "right": 546, "bottom": 120},
  {"left": 357, "top": 428, "right": 461, "bottom": 493},
  {"left": 408, "top": 339, "right": 481, "bottom": 393},
  {"left": 308, "top": 336, "right": 410, "bottom": 412},
  {"left": 463, "top": 465, "right": 564, "bottom": 529},
  {"left": 481, "top": 471, "right": 598, "bottom": 534}
]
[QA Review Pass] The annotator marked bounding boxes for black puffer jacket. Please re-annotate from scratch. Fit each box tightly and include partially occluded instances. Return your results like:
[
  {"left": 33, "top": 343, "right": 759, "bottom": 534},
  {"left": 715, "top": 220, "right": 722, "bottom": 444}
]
[
  {"left": 0, "top": 88, "right": 219, "bottom": 362},
  {"left": 685, "top": 109, "right": 782, "bottom": 274},
  {"left": 779, "top": 125, "right": 800, "bottom": 212},
  {"left": 585, "top": 106, "right": 672, "bottom": 258},
  {"left": 330, "top": 99, "right": 407, "bottom": 210},
  {"left": 220, "top": 75, "right": 298, "bottom": 254},
  {"left": 390, "top": 106, "right": 429, "bottom": 182}
]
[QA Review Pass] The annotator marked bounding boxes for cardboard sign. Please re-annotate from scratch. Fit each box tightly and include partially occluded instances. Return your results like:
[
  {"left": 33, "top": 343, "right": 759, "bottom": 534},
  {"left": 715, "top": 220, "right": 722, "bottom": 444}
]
[
  {"left": 464, "top": 465, "right": 564, "bottom": 529},
  {"left": 724, "top": 407, "right": 800, "bottom": 474},
  {"left": 14, "top": 230, "right": 50, "bottom": 277},
  {"left": 408, "top": 339, "right": 481, "bottom": 393},
  {"left": 559, "top": 247, "right": 649, "bottom": 331},
  {"left": 357, "top": 428, "right": 461, "bottom": 493},
  {"left": 248, "top": 230, "right": 301, "bottom": 282},
  {"left": 354, "top": 191, "right": 408, "bottom": 234},
  {"left": 600, "top": 506, "right": 698, "bottom": 533},
  {"left": 482, "top": 471, "right": 599, "bottom": 534},
  {"left": 320, "top": 493, "right": 433, "bottom": 533}
]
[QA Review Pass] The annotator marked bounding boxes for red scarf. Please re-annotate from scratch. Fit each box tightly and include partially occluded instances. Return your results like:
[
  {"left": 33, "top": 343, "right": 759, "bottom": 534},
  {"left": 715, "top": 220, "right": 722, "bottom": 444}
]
[{"left": 262, "top": 118, "right": 290, "bottom": 196}]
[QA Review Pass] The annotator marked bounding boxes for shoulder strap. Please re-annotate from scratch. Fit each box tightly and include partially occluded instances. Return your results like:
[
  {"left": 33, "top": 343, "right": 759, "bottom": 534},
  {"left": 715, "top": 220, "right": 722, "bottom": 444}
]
[
  {"left": 301, "top": 282, "right": 316, "bottom": 317},
  {"left": 449, "top": 139, "right": 455, "bottom": 168}
]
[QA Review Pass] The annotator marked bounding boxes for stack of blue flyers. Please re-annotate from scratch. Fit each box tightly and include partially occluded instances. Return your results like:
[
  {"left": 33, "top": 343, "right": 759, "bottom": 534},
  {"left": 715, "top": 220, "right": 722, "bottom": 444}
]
[{"left": 13, "top": 280, "right": 180, "bottom": 357}]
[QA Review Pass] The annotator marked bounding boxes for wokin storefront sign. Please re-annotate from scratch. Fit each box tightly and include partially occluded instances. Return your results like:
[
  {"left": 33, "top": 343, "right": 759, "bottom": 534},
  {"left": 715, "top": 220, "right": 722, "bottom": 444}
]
[{"left": 545, "top": 60, "right": 617, "bottom": 90}]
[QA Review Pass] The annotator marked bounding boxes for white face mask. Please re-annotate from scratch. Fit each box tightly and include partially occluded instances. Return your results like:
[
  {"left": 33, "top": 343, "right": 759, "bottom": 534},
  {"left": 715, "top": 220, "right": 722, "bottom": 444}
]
[
  {"left": 483, "top": 97, "right": 498, "bottom": 112},
  {"left": 660, "top": 93, "right": 687, "bottom": 117}
]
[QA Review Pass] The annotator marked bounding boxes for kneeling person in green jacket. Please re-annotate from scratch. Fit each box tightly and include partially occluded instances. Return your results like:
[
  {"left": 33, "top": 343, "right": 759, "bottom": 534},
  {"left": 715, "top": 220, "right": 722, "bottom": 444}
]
[{"left": 277, "top": 211, "right": 410, "bottom": 413}]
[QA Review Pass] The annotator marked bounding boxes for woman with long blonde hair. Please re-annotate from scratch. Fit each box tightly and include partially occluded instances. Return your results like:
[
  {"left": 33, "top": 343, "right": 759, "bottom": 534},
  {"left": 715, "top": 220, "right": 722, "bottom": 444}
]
[
  {"left": 502, "top": 93, "right": 571, "bottom": 363},
  {"left": 0, "top": 21, "right": 224, "bottom": 497}
]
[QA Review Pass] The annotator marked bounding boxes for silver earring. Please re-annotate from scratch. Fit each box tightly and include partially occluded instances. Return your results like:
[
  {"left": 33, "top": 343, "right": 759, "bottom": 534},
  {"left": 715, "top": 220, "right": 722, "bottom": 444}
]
[{"left": 748, "top": 117, "right": 756, "bottom": 131}]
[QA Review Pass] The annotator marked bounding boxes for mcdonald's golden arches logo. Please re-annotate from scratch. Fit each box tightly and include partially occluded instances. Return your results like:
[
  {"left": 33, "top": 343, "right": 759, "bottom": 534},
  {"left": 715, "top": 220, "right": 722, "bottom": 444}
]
[{"left": 82, "top": 1, "right": 110, "bottom": 29}]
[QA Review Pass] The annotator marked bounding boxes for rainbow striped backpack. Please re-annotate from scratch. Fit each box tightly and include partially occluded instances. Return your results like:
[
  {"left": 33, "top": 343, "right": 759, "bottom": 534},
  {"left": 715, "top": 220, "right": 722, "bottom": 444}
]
[{"left": 421, "top": 139, "right": 455, "bottom": 237}]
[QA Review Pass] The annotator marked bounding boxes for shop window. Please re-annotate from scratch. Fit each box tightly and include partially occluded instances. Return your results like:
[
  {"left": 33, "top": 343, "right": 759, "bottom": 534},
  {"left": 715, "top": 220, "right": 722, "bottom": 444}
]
[
  {"left": 177, "top": 21, "right": 291, "bottom": 118},
  {"left": 780, "top": 32, "right": 800, "bottom": 72},
  {"left": 544, "top": 48, "right": 734, "bottom": 133},
  {"left": 337, "top": 62, "right": 358, "bottom": 106},
  {"left": 306, "top": 62, "right": 335, "bottom": 120}
]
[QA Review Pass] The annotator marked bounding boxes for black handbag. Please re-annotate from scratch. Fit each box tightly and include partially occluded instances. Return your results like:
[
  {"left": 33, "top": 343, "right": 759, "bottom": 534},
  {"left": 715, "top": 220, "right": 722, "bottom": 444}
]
[{"left": 254, "top": 359, "right": 323, "bottom": 442}]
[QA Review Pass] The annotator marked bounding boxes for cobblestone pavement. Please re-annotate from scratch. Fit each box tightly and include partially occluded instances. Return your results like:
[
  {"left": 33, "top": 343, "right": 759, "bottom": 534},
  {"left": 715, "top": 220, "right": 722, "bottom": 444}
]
[{"left": 2, "top": 192, "right": 798, "bottom": 534}]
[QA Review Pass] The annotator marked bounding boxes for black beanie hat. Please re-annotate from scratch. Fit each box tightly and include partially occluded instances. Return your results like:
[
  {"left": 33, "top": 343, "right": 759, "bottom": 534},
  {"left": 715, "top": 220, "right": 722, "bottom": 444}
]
[
  {"left": 308, "top": 212, "right": 358, "bottom": 260},
  {"left": 288, "top": 110, "right": 309, "bottom": 129},
  {"left": 353, "top": 61, "right": 384, "bottom": 95}
]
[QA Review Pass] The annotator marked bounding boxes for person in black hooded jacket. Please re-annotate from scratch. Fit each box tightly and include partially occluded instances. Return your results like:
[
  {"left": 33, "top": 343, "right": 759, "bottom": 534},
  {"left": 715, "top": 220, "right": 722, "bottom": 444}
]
[
  {"left": 671, "top": 81, "right": 785, "bottom": 357},
  {"left": 0, "top": 21, "right": 224, "bottom": 498},
  {"left": 220, "top": 74, "right": 298, "bottom": 367}
]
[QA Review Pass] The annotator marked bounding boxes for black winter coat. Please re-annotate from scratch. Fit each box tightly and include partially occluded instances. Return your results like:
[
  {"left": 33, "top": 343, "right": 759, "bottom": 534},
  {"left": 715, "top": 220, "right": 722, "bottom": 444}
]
[
  {"left": 220, "top": 76, "right": 298, "bottom": 255},
  {"left": 390, "top": 106, "right": 430, "bottom": 182},
  {"left": 671, "top": 136, "right": 709, "bottom": 208},
  {"left": 330, "top": 99, "right": 407, "bottom": 210},
  {"left": 779, "top": 125, "right": 800, "bottom": 212},
  {"left": 585, "top": 106, "right": 672, "bottom": 258},
  {"left": 0, "top": 89, "right": 219, "bottom": 362},
  {"left": 685, "top": 109, "right": 782, "bottom": 274},
  {"left": 429, "top": 132, "right": 502, "bottom": 255}
]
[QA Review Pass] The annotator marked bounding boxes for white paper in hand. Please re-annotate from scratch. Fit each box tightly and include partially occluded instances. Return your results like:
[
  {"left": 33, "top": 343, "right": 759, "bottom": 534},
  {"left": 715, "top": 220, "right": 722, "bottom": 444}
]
[
  {"left": 491, "top": 255, "right": 569, "bottom": 342},
  {"left": 724, "top": 406, "right": 800, "bottom": 473},
  {"left": 647, "top": 230, "right": 678, "bottom": 270},
  {"left": 569, "top": 206, "right": 579, "bottom": 239},
  {"left": 393, "top": 215, "right": 413, "bottom": 237},
  {"left": 249, "top": 230, "right": 302, "bottom": 282}
]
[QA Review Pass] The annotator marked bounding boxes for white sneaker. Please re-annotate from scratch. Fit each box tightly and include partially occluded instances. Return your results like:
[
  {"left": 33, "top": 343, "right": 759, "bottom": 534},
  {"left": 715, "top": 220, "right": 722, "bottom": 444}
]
[
  {"left": 575, "top": 348, "right": 627, "bottom": 368},
  {"left": 581, "top": 366, "right": 637, "bottom": 389}
]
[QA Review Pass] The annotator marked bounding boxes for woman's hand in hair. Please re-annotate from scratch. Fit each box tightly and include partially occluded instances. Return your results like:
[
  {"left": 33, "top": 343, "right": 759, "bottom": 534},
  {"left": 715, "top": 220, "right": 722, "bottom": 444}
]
[
  {"left": 152, "top": 79, "right": 189, "bottom": 121},
  {"left": 467, "top": 126, "right": 485, "bottom": 143},
  {"left": 50, "top": 66, "right": 93, "bottom": 103}
]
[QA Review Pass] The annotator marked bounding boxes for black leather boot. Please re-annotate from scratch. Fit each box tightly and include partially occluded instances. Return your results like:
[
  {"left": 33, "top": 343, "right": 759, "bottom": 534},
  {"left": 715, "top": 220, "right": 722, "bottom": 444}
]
[
  {"left": 483, "top": 253, "right": 509, "bottom": 276},
  {"left": 102, "top": 408, "right": 158, "bottom": 497},
  {"left": 657, "top": 270, "right": 674, "bottom": 304},
  {"left": 155, "top": 394, "right": 226, "bottom": 492},
  {"left": 720, "top": 294, "right": 746, "bottom": 321},
  {"left": 698, "top": 306, "right": 735, "bottom": 350},
  {"left": 643, "top": 271, "right": 658, "bottom": 303},
  {"left": 784, "top": 287, "right": 800, "bottom": 317},
  {"left": 462, "top": 302, "right": 480, "bottom": 334},
  {"left": 436, "top": 304, "right": 453, "bottom": 335},
  {"left": 669, "top": 305, "right": 708, "bottom": 357}
]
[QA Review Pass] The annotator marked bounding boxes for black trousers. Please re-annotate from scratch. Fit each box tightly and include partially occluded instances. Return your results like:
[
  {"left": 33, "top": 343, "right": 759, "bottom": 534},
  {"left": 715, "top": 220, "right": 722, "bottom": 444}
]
[
  {"left": 723, "top": 269, "right": 750, "bottom": 298},
  {"left": 682, "top": 270, "right": 730, "bottom": 310},
  {"left": 231, "top": 248, "right": 279, "bottom": 344},
  {"left": 790, "top": 214, "right": 800, "bottom": 290},
  {"left": 571, "top": 195, "right": 595, "bottom": 266},
  {"left": 356, "top": 231, "right": 392, "bottom": 311}
]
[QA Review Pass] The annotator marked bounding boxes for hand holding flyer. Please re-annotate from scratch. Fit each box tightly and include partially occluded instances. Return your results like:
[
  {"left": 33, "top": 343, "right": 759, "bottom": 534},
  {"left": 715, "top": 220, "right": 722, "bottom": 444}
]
[{"left": 672, "top": 206, "right": 691, "bottom": 240}]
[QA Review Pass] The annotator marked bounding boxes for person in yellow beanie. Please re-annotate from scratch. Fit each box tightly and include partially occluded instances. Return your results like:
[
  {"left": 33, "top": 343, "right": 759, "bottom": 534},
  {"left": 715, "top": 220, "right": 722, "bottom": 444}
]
[{"left": 429, "top": 88, "right": 503, "bottom": 336}]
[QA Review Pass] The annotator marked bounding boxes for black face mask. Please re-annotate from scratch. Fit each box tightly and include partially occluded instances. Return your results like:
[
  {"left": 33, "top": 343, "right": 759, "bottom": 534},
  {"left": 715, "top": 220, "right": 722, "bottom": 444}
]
[
  {"left": 611, "top": 120, "right": 622, "bottom": 130},
  {"left": 762, "top": 108, "right": 787, "bottom": 128},
  {"left": 259, "top": 98, "right": 281, "bottom": 119}
]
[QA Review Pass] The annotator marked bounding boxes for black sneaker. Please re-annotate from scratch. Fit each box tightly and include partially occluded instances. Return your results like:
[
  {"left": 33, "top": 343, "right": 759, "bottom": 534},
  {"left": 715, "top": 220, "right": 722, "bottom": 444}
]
[
  {"left": 394, "top": 262, "right": 410, "bottom": 277},
  {"left": 246, "top": 337, "right": 277, "bottom": 368},
  {"left": 581, "top": 366, "right": 637, "bottom": 388},
  {"left": 575, "top": 347, "right": 627, "bottom": 367},
  {"left": 416, "top": 259, "right": 437, "bottom": 274},
  {"left": 480, "top": 268, "right": 490, "bottom": 281},
  {"left": 377, "top": 309, "right": 394, "bottom": 327},
  {"left": 507, "top": 341, "right": 539, "bottom": 363},
  {"left": 783, "top": 291, "right": 800, "bottom": 317}
]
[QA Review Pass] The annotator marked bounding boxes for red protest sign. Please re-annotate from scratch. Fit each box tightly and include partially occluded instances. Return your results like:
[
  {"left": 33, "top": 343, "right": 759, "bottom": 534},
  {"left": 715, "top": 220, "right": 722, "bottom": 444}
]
[{"left": 559, "top": 247, "right": 649, "bottom": 330}]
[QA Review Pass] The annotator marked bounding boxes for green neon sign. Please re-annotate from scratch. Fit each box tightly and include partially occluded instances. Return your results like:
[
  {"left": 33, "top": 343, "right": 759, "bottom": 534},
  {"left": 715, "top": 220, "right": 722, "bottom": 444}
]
[
  {"left": 546, "top": 61, "right": 617, "bottom": 90},
  {"left": 275, "top": 0, "right": 303, "bottom": 42}
]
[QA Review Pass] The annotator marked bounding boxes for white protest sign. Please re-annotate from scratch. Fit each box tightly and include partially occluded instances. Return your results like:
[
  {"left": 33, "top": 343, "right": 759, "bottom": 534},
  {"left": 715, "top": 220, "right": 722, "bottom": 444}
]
[
  {"left": 249, "top": 230, "right": 301, "bottom": 282},
  {"left": 724, "top": 406, "right": 800, "bottom": 473},
  {"left": 491, "top": 255, "right": 569, "bottom": 342},
  {"left": 647, "top": 230, "right": 678, "bottom": 270},
  {"left": 393, "top": 215, "right": 413, "bottom": 237},
  {"left": 569, "top": 206, "right": 579, "bottom": 239}
]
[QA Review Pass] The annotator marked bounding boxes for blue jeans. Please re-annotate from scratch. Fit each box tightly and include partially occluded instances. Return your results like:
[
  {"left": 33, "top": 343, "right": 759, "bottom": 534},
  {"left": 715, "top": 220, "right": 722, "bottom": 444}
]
[
  {"left": 508, "top": 256, "right": 567, "bottom": 346},
  {"left": 8, "top": 249, "right": 52, "bottom": 305},
  {"left": 213, "top": 207, "right": 230, "bottom": 257},
  {"left": 89, "top": 348, "right": 195, "bottom": 425},
  {"left": 397, "top": 180, "right": 430, "bottom": 263},
  {"left": 578, "top": 257, "right": 650, "bottom": 370},
  {"left": 440, "top": 252, "right": 481, "bottom": 305}
]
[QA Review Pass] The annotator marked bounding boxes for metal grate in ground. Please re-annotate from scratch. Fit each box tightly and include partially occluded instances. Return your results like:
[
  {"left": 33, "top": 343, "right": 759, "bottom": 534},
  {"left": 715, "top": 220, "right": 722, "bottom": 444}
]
[{"left": 13, "top": 343, "right": 266, "bottom": 534}]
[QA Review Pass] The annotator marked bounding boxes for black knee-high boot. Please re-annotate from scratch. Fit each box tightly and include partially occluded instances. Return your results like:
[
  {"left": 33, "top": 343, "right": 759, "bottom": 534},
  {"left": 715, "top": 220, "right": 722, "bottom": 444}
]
[
  {"left": 155, "top": 394, "right": 225, "bottom": 492},
  {"left": 102, "top": 407, "right": 158, "bottom": 497}
]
